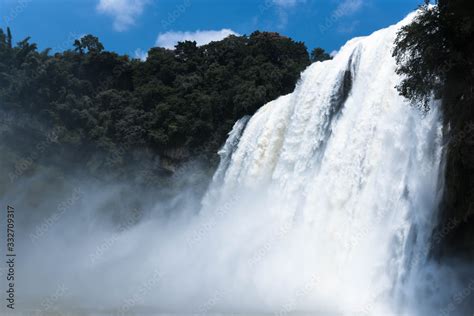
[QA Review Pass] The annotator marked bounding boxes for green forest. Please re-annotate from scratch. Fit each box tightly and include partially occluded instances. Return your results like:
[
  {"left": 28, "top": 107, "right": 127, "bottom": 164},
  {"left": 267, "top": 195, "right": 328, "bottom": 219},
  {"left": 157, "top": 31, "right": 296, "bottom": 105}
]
[{"left": 0, "top": 29, "right": 329, "bottom": 179}]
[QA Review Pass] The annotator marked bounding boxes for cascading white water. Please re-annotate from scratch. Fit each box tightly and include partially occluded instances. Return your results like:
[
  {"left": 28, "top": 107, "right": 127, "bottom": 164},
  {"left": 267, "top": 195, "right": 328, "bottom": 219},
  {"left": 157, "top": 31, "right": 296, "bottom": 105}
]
[
  {"left": 10, "top": 11, "right": 452, "bottom": 316},
  {"left": 197, "top": 11, "right": 444, "bottom": 315}
]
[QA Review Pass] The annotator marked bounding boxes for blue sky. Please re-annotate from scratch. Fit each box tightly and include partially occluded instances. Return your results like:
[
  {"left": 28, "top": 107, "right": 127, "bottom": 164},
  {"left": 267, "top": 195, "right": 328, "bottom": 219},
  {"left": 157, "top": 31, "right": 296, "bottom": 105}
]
[{"left": 1, "top": 0, "right": 424, "bottom": 58}]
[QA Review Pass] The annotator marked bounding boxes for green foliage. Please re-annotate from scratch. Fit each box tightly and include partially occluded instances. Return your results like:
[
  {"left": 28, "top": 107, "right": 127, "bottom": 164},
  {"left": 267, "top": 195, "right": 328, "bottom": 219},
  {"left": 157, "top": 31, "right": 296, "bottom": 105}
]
[
  {"left": 0, "top": 31, "right": 310, "bottom": 176},
  {"left": 393, "top": 3, "right": 448, "bottom": 108},
  {"left": 73, "top": 34, "right": 104, "bottom": 55},
  {"left": 393, "top": 0, "right": 474, "bottom": 109},
  {"left": 310, "top": 47, "right": 331, "bottom": 62}
]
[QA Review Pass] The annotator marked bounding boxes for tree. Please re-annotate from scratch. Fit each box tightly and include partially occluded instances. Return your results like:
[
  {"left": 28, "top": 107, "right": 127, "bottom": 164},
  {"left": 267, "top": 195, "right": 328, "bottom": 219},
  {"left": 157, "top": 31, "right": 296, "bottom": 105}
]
[
  {"left": 393, "top": 0, "right": 474, "bottom": 109},
  {"left": 393, "top": 3, "right": 446, "bottom": 109},
  {"left": 311, "top": 47, "right": 331, "bottom": 62},
  {"left": 73, "top": 34, "right": 104, "bottom": 55}
]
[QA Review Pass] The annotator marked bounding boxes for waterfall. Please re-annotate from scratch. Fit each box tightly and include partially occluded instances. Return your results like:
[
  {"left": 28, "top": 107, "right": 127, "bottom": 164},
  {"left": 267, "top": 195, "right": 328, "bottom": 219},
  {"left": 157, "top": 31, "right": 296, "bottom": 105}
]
[
  {"left": 10, "top": 11, "right": 453, "bottom": 316},
  {"left": 197, "top": 11, "right": 445, "bottom": 315}
]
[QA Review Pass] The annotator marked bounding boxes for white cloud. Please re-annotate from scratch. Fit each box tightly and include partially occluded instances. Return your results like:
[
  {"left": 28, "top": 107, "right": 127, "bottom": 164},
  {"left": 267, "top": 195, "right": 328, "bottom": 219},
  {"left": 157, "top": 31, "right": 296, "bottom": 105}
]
[
  {"left": 97, "top": 0, "right": 149, "bottom": 31},
  {"left": 155, "top": 29, "right": 240, "bottom": 49},
  {"left": 333, "top": 0, "right": 363, "bottom": 17},
  {"left": 330, "top": 50, "right": 339, "bottom": 57}
]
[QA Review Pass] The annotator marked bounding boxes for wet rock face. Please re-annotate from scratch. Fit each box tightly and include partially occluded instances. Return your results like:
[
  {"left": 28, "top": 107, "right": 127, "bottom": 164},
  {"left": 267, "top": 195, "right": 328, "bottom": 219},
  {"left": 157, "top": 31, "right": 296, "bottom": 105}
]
[
  {"left": 437, "top": 131, "right": 474, "bottom": 261},
  {"left": 437, "top": 47, "right": 474, "bottom": 262},
  {"left": 433, "top": 0, "right": 474, "bottom": 262}
]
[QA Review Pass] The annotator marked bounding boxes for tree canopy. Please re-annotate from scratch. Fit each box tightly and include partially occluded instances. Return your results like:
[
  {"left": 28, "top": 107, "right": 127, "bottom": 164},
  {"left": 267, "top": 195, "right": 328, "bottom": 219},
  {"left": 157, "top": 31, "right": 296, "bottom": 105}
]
[
  {"left": 393, "top": 0, "right": 474, "bottom": 109},
  {"left": 310, "top": 47, "right": 332, "bottom": 62},
  {"left": 0, "top": 29, "right": 311, "bottom": 179}
]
